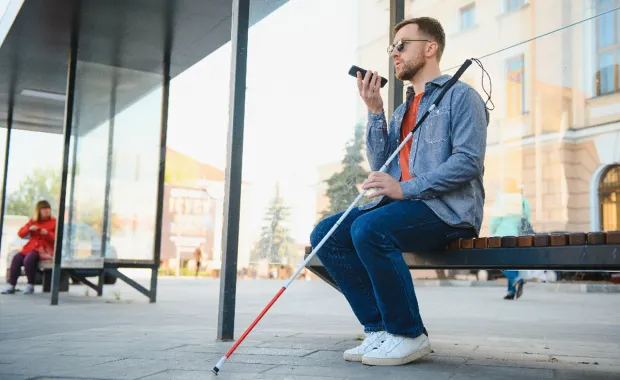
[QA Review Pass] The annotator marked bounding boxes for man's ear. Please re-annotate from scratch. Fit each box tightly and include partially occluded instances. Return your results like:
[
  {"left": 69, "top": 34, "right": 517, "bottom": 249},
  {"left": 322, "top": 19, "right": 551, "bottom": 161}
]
[{"left": 426, "top": 41, "right": 438, "bottom": 59}]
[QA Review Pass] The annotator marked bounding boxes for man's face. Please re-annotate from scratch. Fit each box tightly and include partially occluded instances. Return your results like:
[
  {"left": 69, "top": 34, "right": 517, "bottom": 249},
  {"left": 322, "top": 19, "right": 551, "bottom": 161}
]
[{"left": 390, "top": 24, "right": 429, "bottom": 81}]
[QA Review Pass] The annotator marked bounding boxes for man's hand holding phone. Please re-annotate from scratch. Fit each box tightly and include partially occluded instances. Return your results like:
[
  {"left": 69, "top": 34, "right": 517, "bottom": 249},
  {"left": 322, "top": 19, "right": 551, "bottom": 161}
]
[{"left": 356, "top": 70, "right": 384, "bottom": 114}]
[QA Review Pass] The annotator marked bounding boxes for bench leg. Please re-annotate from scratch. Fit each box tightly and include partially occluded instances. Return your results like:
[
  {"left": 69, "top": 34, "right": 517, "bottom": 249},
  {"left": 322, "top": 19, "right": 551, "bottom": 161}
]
[
  {"left": 42, "top": 270, "right": 52, "bottom": 293},
  {"left": 59, "top": 271, "right": 70, "bottom": 292},
  {"left": 97, "top": 270, "right": 104, "bottom": 296},
  {"left": 42, "top": 270, "right": 68, "bottom": 292}
]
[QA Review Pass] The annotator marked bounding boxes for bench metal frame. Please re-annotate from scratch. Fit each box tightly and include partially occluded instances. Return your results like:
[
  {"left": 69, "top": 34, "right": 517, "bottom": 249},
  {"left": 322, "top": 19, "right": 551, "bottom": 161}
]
[
  {"left": 39, "top": 259, "right": 159, "bottom": 302},
  {"left": 305, "top": 244, "right": 620, "bottom": 291}
]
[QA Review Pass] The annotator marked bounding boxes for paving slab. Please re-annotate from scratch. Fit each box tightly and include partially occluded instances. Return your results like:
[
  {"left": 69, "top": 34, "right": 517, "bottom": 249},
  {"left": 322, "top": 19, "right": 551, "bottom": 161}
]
[{"left": 1, "top": 278, "right": 619, "bottom": 380}]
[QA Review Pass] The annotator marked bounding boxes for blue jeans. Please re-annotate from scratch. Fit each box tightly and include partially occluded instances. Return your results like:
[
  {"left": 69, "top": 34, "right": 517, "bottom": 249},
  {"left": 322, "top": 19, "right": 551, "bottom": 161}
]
[
  {"left": 503, "top": 270, "right": 520, "bottom": 295},
  {"left": 310, "top": 200, "right": 475, "bottom": 338}
]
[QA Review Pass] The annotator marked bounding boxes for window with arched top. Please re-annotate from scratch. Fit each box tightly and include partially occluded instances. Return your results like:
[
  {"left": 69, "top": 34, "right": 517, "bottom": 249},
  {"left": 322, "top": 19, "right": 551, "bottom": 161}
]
[{"left": 599, "top": 165, "right": 620, "bottom": 231}]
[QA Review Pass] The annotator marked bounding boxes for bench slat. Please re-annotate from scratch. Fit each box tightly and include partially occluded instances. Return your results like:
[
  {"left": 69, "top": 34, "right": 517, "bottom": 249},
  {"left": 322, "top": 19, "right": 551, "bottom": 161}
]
[
  {"left": 501, "top": 236, "right": 517, "bottom": 248},
  {"left": 569, "top": 233, "right": 586, "bottom": 246},
  {"left": 448, "top": 239, "right": 460, "bottom": 250},
  {"left": 461, "top": 238, "right": 474, "bottom": 249},
  {"left": 473, "top": 237, "right": 488, "bottom": 249},
  {"left": 488, "top": 237, "right": 501, "bottom": 248},
  {"left": 517, "top": 236, "right": 534, "bottom": 247},
  {"left": 607, "top": 231, "right": 620, "bottom": 244},
  {"left": 587, "top": 232, "right": 606, "bottom": 245},
  {"left": 534, "top": 235, "right": 549, "bottom": 247},
  {"left": 550, "top": 233, "right": 568, "bottom": 246}
]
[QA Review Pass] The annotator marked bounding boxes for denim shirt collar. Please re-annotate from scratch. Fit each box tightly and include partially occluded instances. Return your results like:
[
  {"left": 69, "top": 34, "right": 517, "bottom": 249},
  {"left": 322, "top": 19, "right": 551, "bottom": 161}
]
[{"left": 405, "top": 74, "right": 452, "bottom": 100}]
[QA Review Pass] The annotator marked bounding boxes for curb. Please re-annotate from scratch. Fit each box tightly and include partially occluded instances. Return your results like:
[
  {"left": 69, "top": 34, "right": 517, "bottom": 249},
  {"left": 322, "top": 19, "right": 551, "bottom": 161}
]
[{"left": 413, "top": 279, "right": 620, "bottom": 293}]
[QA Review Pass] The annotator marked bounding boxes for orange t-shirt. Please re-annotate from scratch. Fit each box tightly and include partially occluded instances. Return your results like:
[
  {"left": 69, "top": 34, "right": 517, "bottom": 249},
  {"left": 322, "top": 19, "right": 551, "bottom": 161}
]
[{"left": 399, "top": 93, "right": 424, "bottom": 181}]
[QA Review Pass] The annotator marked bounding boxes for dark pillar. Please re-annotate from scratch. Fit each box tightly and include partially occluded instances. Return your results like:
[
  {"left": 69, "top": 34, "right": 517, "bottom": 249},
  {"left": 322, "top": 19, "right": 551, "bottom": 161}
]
[
  {"left": 65, "top": 98, "right": 80, "bottom": 263},
  {"left": 150, "top": 0, "right": 174, "bottom": 303},
  {"left": 0, "top": 74, "right": 16, "bottom": 248},
  {"left": 217, "top": 0, "right": 250, "bottom": 341},
  {"left": 98, "top": 70, "right": 118, "bottom": 296},
  {"left": 388, "top": 0, "right": 405, "bottom": 115},
  {"left": 51, "top": 0, "right": 81, "bottom": 305}
]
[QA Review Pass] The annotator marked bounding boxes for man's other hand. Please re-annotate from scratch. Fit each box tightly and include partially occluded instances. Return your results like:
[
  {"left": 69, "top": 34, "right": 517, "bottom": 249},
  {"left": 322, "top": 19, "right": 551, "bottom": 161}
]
[{"left": 362, "top": 172, "right": 404, "bottom": 200}]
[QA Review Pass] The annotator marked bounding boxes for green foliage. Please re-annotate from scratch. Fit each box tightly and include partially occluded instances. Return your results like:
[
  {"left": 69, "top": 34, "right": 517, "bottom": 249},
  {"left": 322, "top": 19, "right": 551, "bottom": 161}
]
[
  {"left": 322, "top": 123, "right": 370, "bottom": 218},
  {"left": 250, "top": 186, "right": 295, "bottom": 265},
  {"left": 5, "top": 167, "right": 60, "bottom": 217}
]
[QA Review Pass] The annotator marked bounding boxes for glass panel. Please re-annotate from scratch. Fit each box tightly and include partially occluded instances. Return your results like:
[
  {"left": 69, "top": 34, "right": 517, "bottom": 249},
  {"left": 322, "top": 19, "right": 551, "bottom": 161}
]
[
  {"left": 63, "top": 59, "right": 163, "bottom": 264},
  {"left": 460, "top": 5, "right": 476, "bottom": 30},
  {"left": 2, "top": 122, "right": 63, "bottom": 271},
  {"left": 598, "top": 10, "right": 615, "bottom": 48},
  {"left": 239, "top": 0, "right": 379, "bottom": 277},
  {"left": 163, "top": 37, "right": 232, "bottom": 276},
  {"left": 0, "top": 124, "right": 7, "bottom": 276},
  {"left": 401, "top": 0, "right": 620, "bottom": 237},
  {"left": 598, "top": 51, "right": 615, "bottom": 94},
  {"left": 106, "top": 73, "right": 163, "bottom": 262},
  {"left": 617, "top": 2, "right": 620, "bottom": 43}
]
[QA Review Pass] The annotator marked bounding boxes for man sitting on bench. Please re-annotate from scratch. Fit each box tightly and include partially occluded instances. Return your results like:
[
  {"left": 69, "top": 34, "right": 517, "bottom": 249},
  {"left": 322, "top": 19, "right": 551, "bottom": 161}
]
[{"left": 310, "top": 17, "right": 489, "bottom": 366}]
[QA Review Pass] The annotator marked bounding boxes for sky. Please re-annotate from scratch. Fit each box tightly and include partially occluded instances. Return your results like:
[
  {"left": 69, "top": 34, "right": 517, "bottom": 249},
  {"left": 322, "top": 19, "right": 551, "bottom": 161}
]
[{"left": 0, "top": 0, "right": 367, "bottom": 245}]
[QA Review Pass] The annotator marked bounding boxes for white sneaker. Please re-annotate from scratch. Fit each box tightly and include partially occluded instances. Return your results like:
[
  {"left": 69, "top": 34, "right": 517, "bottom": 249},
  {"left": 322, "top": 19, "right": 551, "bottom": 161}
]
[
  {"left": 343, "top": 331, "right": 387, "bottom": 362},
  {"left": 1, "top": 285, "right": 16, "bottom": 294},
  {"left": 362, "top": 332, "right": 431, "bottom": 366},
  {"left": 24, "top": 284, "right": 34, "bottom": 294}
]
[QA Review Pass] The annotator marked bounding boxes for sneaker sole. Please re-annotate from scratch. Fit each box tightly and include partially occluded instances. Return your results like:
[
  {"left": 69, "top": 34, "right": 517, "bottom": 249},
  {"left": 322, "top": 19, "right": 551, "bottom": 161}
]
[
  {"left": 343, "top": 352, "right": 363, "bottom": 362},
  {"left": 362, "top": 344, "right": 432, "bottom": 366}
]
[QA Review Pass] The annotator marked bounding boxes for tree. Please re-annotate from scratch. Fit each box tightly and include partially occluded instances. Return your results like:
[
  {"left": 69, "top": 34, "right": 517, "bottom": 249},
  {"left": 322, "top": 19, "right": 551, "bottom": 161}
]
[
  {"left": 250, "top": 183, "right": 296, "bottom": 265},
  {"left": 5, "top": 167, "right": 61, "bottom": 217},
  {"left": 322, "top": 122, "right": 370, "bottom": 219}
]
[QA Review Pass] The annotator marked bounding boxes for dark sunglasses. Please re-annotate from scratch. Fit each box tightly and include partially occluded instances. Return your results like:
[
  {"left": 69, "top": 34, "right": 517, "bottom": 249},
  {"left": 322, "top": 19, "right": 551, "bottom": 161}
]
[{"left": 387, "top": 39, "right": 433, "bottom": 54}]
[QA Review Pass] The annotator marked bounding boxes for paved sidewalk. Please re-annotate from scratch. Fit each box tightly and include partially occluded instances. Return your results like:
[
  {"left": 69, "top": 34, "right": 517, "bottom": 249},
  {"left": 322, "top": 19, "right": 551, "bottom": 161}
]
[{"left": 1, "top": 277, "right": 619, "bottom": 379}]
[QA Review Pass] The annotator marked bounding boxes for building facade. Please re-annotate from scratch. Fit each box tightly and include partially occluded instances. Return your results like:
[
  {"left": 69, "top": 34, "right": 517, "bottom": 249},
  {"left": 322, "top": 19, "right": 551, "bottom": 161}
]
[{"left": 315, "top": 0, "right": 620, "bottom": 237}]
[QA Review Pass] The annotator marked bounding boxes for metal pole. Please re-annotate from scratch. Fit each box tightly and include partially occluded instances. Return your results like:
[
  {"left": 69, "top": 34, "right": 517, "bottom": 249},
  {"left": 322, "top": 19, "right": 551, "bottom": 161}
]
[
  {"left": 98, "top": 69, "right": 118, "bottom": 296},
  {"left": 51, "top": 0, "right": 80, "bottom": 305},
  {"left": 217, "top": 0, "right": 250, "bottom": 341},
  {"left": 65, "top": 98, "right": 80, "bottom": 262},
  {"left": 388, "top": 0, "right": 405, "bottom": 116},
  {"left": 150, "top": 0, "right": 173, "bottom": 303},
  {"left": 0, "top": 74, "right": 16, "bottom": 249}
]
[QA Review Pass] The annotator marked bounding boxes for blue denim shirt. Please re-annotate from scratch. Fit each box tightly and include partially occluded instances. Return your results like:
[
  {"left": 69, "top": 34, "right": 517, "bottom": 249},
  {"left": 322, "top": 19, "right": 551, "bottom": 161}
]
[{"left": 360, "top": 74, "right": 489, "bottom": 235}]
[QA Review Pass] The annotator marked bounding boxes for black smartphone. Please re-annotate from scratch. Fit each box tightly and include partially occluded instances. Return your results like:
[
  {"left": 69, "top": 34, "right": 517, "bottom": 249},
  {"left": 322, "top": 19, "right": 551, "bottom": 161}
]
[{"left": 348, "top": 65, "right": 388, "bottom": 88}]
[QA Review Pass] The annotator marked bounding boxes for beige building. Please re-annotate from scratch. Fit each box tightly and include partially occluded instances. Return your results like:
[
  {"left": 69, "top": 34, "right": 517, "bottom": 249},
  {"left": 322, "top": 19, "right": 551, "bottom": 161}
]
[{"left": 316, "top": 0, "right": 620, "bottom": 236}]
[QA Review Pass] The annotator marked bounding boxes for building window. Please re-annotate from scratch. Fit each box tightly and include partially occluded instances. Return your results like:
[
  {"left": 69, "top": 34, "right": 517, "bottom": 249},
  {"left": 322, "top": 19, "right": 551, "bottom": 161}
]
[
  {"left": 599, "top": 165, "right": 620, "bottom": 231},
  {"left": 596, "top": 0, "right": 620, "bottom": 95},
  {"left": 504, "top": 0, "right": 526, "bottom": 13},
  {"left": 460, "top": 3, "right": 476, "bottom": 31},
  {"left": 506, "top": 55, "right": 525, "bottom": 117}
]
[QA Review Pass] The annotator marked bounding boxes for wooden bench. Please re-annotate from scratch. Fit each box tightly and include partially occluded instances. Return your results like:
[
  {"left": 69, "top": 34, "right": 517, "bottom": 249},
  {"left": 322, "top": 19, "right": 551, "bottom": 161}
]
[{"left": 304, "top": 231, "right": 620, "bottom": 291}]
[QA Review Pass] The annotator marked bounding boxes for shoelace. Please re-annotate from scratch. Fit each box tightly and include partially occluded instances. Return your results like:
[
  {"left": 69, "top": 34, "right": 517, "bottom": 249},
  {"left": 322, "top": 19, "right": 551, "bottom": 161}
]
[{"left": 375, "top": 334, "right": 403, "bottom": 353}]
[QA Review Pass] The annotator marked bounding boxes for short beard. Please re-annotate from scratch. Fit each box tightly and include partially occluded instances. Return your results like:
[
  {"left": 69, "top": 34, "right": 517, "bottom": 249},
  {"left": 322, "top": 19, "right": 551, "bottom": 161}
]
[{"left": 396, "top": 54, "right": 425, "bottom": 82}]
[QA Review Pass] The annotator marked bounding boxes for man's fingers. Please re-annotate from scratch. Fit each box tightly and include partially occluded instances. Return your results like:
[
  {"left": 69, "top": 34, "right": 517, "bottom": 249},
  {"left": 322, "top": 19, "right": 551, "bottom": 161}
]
[
  {"left": 372, "top": 71, "right": 380, "bottom": 90},
  {"left": 363, "top": 69, "right": 373, "bottom": 91},
  {"left": 357, "top": 72, "right": 363, "bottom": 93},
  {"left": 362, "top": 180, "right": 384, "bottom": 190},
  {"left": 368, "top": 171, "right": 386, "bottom": 181}
]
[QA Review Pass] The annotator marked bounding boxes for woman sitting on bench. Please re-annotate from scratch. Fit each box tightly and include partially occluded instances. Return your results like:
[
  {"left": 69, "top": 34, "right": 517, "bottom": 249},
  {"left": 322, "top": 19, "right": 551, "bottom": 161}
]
[{"left": 2, "top": 200, "right": 56, "bottom": 295}]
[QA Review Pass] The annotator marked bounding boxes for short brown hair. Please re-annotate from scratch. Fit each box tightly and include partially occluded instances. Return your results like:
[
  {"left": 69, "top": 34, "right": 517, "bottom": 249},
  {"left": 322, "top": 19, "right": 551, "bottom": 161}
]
[{"left": 393, "top": 17, "right": 446, "bottom": 61}]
